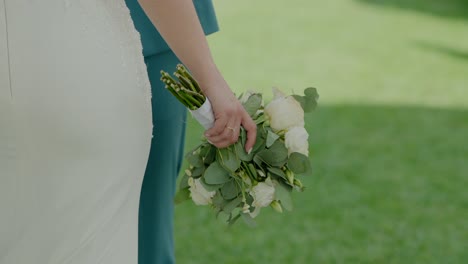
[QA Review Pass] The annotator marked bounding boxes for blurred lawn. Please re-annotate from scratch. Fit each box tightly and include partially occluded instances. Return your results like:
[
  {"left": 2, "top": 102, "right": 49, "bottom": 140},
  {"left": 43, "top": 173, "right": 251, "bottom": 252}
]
[{"left": 174, "top": 0, "right": 468, "bottom": 263}]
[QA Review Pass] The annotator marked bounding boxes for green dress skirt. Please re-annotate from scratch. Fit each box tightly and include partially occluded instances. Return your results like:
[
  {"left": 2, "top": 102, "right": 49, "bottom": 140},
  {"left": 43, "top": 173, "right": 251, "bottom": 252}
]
[{"left": 125, "top": 1, "right": 219, "bottom": 263}]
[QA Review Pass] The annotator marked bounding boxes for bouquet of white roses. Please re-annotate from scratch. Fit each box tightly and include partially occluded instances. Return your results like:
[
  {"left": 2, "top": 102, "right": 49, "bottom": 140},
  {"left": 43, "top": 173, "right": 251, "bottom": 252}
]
[{"left": 160, "top": 65, "right": 318, "bottom": 226}]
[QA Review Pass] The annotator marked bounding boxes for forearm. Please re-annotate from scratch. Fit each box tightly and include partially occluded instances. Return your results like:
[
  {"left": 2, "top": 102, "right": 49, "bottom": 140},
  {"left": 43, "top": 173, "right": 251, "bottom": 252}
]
[{"left": 137, "top": 0, "right": 221, "bottom": 93}]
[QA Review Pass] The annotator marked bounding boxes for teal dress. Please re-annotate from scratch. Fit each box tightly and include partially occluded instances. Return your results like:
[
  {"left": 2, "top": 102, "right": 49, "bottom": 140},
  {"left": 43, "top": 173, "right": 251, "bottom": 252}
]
[{"left": 124, "top": 1, "right": 219, "bottom": 263}]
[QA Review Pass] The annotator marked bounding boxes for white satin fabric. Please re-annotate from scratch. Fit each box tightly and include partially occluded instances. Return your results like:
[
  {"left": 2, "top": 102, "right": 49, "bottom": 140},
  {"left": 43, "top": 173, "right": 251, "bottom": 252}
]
[{"left": 0, "top": 1, "right": 152, "bottom": 263}]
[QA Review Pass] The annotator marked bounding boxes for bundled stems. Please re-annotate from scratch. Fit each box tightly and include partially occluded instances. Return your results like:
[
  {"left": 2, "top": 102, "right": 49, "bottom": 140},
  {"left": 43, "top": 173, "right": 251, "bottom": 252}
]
[{"left": 160, "top": 64, "right": 206, "bottom": 110}]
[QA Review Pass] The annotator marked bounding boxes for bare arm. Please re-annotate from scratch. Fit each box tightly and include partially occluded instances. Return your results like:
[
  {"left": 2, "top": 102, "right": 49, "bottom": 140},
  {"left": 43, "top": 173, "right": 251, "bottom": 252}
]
[{"left": 138, "top": 0, "right": 256, "bottom": 151}]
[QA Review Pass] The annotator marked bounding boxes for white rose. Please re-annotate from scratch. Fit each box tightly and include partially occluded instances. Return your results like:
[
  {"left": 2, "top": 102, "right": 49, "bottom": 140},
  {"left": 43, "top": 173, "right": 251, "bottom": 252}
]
[
  {"left": 264, "top": 88, "right": 304, "bottom": 131},
  {"left": 285, "top": 126, "right": 309, "bottom": 156},
  {"left": 248, "top": 177, "right": 275, "bottom": 218},
  {"left": 251, "top": 177, "right": 275, "bottom": 208},
  {"left": 188, "top": 177, "right": 216, "bottom": 205}
]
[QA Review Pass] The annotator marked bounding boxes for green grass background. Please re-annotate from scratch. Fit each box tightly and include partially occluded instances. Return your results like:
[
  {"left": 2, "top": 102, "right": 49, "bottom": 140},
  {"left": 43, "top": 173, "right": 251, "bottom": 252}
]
[{"left": 174, "top": 0, "right": 468, "bottom": 263}]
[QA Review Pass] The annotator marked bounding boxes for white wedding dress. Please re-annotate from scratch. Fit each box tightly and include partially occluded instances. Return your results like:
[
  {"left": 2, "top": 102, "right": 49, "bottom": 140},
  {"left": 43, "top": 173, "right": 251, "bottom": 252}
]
[{"left": 0, "top": 1, "right": 152, "bottom": 263}]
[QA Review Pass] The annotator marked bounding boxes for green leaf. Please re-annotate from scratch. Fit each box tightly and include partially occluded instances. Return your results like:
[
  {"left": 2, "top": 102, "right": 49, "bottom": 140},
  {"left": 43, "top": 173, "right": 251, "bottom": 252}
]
[
  {"left": 254, "top": 113, "right": 267, "bottom": 125},
  {"left": 292, "top": 87, "right": 319, "bottom": 113},
  {"left": 240, "top": 128, "right": 247, "bottom": 146},
  {"left": 191, "top": 166, "right": 205, "bottom": 177},
  {"left": 204, "top": 161, "right": 231, "bottom": 184},
  {"left": 253, "top": 155, "right": 265, "bottom": 168},
  {"left": 304, "top": 99, "right": 318, "bottom": 113},
  {"left": 228, "top": 212, "right": 242, "bottom": 226},
  {"left": 174, "top": 188, "right": 191, "bottom": 204},
  {"left": 220, "top": 180, "right": 239, "bottom": 200},
  {"left": 247, "top": 163, "right": 258, "bottom": 180},
  {"left": 274, "top": 182, "right": 293, "bottom": 211},
  {"left": 200, "top": 177, "right": 223, "bottom": 191},
  {"left": 288, "top": 152, "right": 311, "bottom": 174},
  {"left": 203, "top": 146, "right": 216, "bottom": 165},
  {"left": 234, "top": 141, "right": 253, "bottom": 162},
  {"left": 216, "top": 147, "right": 241, "bottom": 172},
  {"left": 304, "top": 87, "right": 319, "bottom": 112},
  {"left": 304, "top": 87, "right": 319, "bottom": 98},
  {"left": 199, "top": 144, "right": 210, "bottom": 158},
  {"left": 186, "top": 144, "right": 202, "bottom": 156},
  {"left": 241, "top": 213, "right": 257, "bottom": 227},
  {"left": 252, "top": 125, "right": 267, "bottom": 153},
  {"left": 266, "top": 130, "right": 280, "bottom": 148},
  {"left": 185, "top": 152, "right": 203, "bottom": 167},
  {"left": 292, "top": 95, "right": 306, "bottom": 110},
  {"left": 255, "top": 140, "right": 288, "bottom": 167},
  {"left": 242, "top": 93, "right": 262, "bottom": 117},
  {"left": 211, "top": 192, "right": 227, "bottom": 209},
  {"left": 223, "top": 196, "right": 243, "bottom": 214},
  {"left": 252, "top": 137, "right": 266, "bottom": 153},
  {"left": 179, "top": 172, "right": 190, "bottom": 189},
  {"left": 267, "top": 167, "right": 287, "bottom": 180}
]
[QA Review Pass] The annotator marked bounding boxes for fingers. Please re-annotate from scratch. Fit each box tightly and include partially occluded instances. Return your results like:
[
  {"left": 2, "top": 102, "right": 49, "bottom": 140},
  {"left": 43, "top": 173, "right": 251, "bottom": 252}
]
[
  {"left": 206, "top": 116, "right": 241, "bottom": 149},
  {"left": 241, "top": 110, "right": 257, "bottom": 153},
  {"left": 204, "top": 102, "right": 256, "bottom": 150},
  {"left": 204, "top": 115, "right": 228, "bottom": 138},
  {"left": 227, "top": 117, "right": 241, "bottom": 143}
]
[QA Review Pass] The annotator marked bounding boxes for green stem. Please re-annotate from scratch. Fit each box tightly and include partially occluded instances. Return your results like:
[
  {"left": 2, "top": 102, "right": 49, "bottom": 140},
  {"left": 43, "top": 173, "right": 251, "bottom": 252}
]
[
  {"left": 179, "top": 87, "right": 205, "bottom": 102},
  {"left": 165, "top": 85, "right": 189, "bottom": 107},
  {"left": 171, "top": 85, "right": 193, "bottom": 107},
  {"left": 176, "top": 86, "right": 202, "bottom": 108},
  {"left": 241, "top": 162, "right": 255, "bottom": 182},
  {"left": 175, "top": 73, "right": 199, "bottom": 94},
  {"left": 177, "top": 64, "right": 202, "bottom": 93}
]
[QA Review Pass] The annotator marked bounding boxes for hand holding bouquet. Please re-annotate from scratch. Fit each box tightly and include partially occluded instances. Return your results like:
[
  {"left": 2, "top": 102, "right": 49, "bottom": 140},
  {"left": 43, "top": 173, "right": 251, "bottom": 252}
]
[{"left": 161, "top": 65, "right": 318, "bottom": 226}]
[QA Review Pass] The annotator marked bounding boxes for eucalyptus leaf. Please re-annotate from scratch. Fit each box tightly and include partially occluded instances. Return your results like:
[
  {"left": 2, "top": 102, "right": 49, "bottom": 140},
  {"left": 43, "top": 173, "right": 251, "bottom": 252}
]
[
  {"left": 274, "top": 182, "right": 293, "bottom": 211},
  {"left": 174, "top": 188, "right": 190, "bottom": 204},
  {"left": 198, "top": 144, "right": 210, "bottom": 157},
  {"left": 241, "top": 213, "right": 257, "bottom": 227},
  {"left": 234, "top": 141, "right": 253, "bottom": 161},
  {"left": 292, "top": 87, "right": 319, "bottom": 113},
  {"left": 247, "top": 163, "right": 258, "bottom": 180},
  {"left": 212, "top": 192, "right": 227, "bottom": 209},
  {"left": 186, "top": 144, "right": 202, "bottom": 156},
  {"left": 203, "top": 146, "right": 216, "bottom": 165},
  {"left": 223, "top": 196, "right": 243, "bottom": 214},
  {"left": 304, "top": 99, "right": 318, "bottom": 113},
  {"left": 252, "top": 124, "right": 267, "bottom": 153},
  {"left": 292, "top": 95, "right": 306, "bottom": 110},
  {"left": 228, "top": 213, "right": 242, "bottom": 226},
  {"left": 253, "top": 137, "right": 266, "bottom": 153},
  {"left": 204, "top": 161, "right": 231, "bottom": 184},
  {"left": 266, "top": 130, "right": 280, "bottom": 148},
  {"left": 288, "top": 152, "right": 311, "bottom": 174},
  {"left": 255, "top": 140, "right": 288, "bottom": 167},
  {"left": 191, "top": 166, "right": 205, "bottom": 177},
  {"left": 304, "top": 87, "right": 319, "bottom": 98},
  {"left": 240, "top": 128, "right": 247, "bottom": 146},
  {"left": 179, "top": 172, "right": 190, "bottom": 189},
  {"left": 242, "top": 93, "right": 262, "bottom": 117},
  {"left": 220, "top": 180, "right": 239, "bottom": 200},
  {"left": 185, "top": 152, "right": 203, "bottom": 167},
  {"left": 253, "top": 154, "right": 265, "bottom": 168},
  {"left": 254, "top": 113, "right": 267, "bottom": 125},
  {"left": 200, "top": 177, "right": 223, "bottom": 191},
  {"left": 216, "top": 147, "right": 241, "bottom": 172},
  {"left": 267, "top": 167, "right": 287, "bottom": 180}
]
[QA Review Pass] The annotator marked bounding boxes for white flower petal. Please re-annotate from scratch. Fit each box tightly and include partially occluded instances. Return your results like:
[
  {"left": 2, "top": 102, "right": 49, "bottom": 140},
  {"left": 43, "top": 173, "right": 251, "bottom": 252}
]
[
  {"left": 264, "top": 88, "right": 304, "bottom": 131},
  {"left": 188, "top": 177, "right": 215, "bottom": 205},
  {"left": 250, "top": 177, "right": 275, "bottom": 209},
  {"left": 285, "top": 126, "right": 309, "bottom": 156}
]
